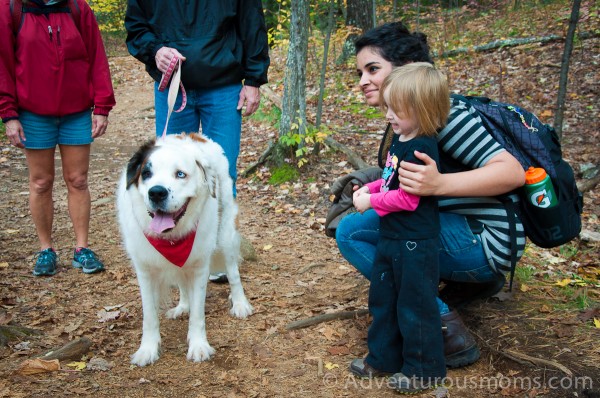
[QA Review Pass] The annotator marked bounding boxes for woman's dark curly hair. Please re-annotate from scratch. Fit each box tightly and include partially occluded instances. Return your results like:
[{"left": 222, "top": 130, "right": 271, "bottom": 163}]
[{"left": 354, "top": 22, "right": 433, "bottom": 66}]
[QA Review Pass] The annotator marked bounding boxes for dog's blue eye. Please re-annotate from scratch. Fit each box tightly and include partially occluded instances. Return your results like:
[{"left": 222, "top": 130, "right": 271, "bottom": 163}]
[
  {"left": 141, "top": 170, "right": 152, "bottom": 180},
  {"left": 176, "top": 171, "right": 186, "bottom": 179}
]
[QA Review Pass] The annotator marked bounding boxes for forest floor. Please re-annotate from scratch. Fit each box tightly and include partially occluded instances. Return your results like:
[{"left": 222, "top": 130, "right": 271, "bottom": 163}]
[{"left": 1, "top": 5, "right": 599, "bottom": 398}]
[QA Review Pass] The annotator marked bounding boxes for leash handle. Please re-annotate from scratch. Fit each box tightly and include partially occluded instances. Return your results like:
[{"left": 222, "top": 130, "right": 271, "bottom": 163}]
[{"left": 159, "top": 53, "right": 187, "bottom": 138}]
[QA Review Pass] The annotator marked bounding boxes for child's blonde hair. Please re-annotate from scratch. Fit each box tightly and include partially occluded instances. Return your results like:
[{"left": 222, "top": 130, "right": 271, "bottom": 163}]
[{"left": 380, "top": 62, "right": 450, "bottom": 137}]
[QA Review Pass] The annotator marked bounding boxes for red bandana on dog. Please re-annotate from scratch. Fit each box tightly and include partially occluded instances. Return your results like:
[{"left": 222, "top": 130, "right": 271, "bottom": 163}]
[{"left": 144, "top": 232, "right": 196, "bottom": 267}]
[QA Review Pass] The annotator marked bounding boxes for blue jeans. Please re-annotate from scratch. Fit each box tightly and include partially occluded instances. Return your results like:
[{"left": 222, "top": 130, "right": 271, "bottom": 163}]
[
  {"left": 154, "top": 82, "right": 242, "bottom": 195},
  {"left": 336, "top": 210, "right": 498, "bottom": 312}
]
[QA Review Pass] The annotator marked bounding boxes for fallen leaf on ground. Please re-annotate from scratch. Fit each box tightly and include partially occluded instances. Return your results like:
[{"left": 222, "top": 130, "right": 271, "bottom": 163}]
[
  {"left": 324, "top": 362, "right": 338, "bottom": 370},
  {"left": 539, "top": 305, "right": 552, "bottom": 313},
  {"left": 327, "top": 346, "right": 350, "bottom": 356},
  {"left": 16, "top": 358, "right": 60, "bottom": 375},
  {"left": 65, "top": 362, "right": 86, "bottom": 371},
  {"left": 97, "top": 309, "right": 120, "bottom": 323},
  {"left": 577, "top": 308, "right": 600, "bottom": 322},
  {"left": 555, "top": 278, "right": 572, "bottom": 287}
]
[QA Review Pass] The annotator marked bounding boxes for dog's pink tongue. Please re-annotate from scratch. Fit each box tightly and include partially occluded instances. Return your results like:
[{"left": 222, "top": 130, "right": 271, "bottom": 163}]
[{"left": 149, "top": 213, "right": 175, "bottom": 233}]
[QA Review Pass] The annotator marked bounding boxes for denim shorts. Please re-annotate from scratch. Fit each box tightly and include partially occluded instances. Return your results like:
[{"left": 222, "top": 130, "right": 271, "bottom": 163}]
[{"left": 19, "top": 109, "right": 93, "bottom": 149}]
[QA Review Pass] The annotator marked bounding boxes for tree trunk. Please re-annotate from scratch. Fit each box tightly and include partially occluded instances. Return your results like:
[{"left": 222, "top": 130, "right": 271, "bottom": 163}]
[
  {"left": 336, "top": 0, "right": 374, "bottom": 65},
  {"left": 553, "top": 0, "right": 581, "bottom": 140},
  {"left": 277, "top": 0, "right": 310, "bottom": 165},
  {"left": 316, "top": 0, "right": 335, "bottom": 131}
]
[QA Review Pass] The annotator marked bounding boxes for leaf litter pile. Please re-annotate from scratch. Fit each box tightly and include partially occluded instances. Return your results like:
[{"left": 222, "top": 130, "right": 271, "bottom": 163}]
[{"left": 0, "top": 4, "right": 599, "bottom": 398}]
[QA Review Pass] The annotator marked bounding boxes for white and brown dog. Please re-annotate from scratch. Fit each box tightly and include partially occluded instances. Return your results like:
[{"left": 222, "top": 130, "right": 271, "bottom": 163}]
[{"left": 117, "top": 133, "right": 253, "bottom": 367}]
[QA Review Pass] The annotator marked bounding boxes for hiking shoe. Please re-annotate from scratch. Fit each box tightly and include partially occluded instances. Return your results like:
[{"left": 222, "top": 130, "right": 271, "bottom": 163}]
[
  {"left": 209, "top": 272, "right": 228, "bottom": 283},
  {"left": 72, "top": 247, "right": 105, "bottom": 274},
  {"left": 388, "top": 372, "right": 438, "bottom": 395},
  {"left": 442, "top": 310, "right": 481, "bottom": 368},
  {"left": 32, "top": 248, "right": 58, "bottom": 276}
]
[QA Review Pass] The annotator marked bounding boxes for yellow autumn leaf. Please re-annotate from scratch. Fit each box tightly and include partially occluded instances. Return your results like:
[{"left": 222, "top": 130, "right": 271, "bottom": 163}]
[
  {"left": 594, "top": 318, "right": 600, "bottom": 329},
  {"left": 262, "top": 245, "right": 273, "bottom": 251},
  {"left": 555, "top": 278, "right": 572, "bottom": 287},
  {"left": 66, "top": 361, "right": 87, "bottom": 371},
  {"left": 520, "top": 284, "right": 530, "bottom": 292},
  {"left": 539, "top": 304, "right": 552, "bottom": 313},
  {"left": 0, "top": 262, "right": 8, "bottom": 269},
  {"left": 324, "top": 362, "right": 339, "bottom": 370}
]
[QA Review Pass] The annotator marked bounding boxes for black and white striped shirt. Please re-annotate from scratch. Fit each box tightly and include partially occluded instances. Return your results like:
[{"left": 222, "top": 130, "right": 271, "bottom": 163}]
[{"left": 437, "top": 97, "right": 525, "bottom": 274}]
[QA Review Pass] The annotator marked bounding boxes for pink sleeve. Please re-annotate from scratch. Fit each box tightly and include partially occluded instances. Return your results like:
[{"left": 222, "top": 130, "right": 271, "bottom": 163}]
[
  {"left": 369, "top": 189, "right": 420, "bottom": 217},
  {"left": 365, "top": 179, "right": 383, "bottom": 194}
]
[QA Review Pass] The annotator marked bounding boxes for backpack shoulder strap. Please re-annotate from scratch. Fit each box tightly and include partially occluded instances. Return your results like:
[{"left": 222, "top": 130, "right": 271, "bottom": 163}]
[
  {"left": 10, "top": 0, "right": 23, "bottom": 35},
  {"left": 67, "top": 0, "right": 81, "bottom": 32},
  {"left": 10, "top": 0, "right": 81, "bottom": 34}
]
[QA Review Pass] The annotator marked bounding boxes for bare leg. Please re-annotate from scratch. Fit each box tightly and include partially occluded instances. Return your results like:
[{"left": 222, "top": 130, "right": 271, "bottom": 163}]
[
  {"left": 25, "top": 148, "right": 56, "bottom": 250},
  {"left": 59, "top": 144, "right": 91, "bottom": 248}
]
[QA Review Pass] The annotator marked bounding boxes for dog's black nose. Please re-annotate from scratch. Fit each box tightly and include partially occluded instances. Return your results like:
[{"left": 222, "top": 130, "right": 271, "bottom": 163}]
[{"left": 148, "top": 186, "right": 169, "bottom": 203}]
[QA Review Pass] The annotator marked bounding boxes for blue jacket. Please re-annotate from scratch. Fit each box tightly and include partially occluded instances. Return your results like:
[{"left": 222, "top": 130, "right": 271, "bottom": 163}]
[{"left": 125, "top": 0, "right": 270, "bottom": 89}]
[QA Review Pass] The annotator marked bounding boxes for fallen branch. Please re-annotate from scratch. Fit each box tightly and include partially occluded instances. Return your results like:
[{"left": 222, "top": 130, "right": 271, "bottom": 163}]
[
  {"left": 577, "top": 171, "right": 600, "bottom": 193},
  {"left": 473, "top": 331, "right": 573, "bottom": 376},
  {"left": 0, "top": 324, "right": 41, "bottom": 346},
  {"left": 324, "top": 136, "right": 370, "bottom": 170},
  {"left": 434, "top": 31, "right": 598, "bottom": 59},
  {"left": 503, "top": 349, "right": 573, "bottom": 377},
  {"left": 41, "top": 337, "right": 92, "bottom": 361},
  {"left": 286, "top": 309, "right": 369, "bottom": 330},
  {"left": 241, "top": 140, "right": 275, "bottom": 178}
]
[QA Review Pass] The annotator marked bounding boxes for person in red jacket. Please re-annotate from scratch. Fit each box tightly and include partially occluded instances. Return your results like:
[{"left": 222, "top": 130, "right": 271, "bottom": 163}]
[{"left": 0, "top": 0, "right": 116, "bottom": 276}]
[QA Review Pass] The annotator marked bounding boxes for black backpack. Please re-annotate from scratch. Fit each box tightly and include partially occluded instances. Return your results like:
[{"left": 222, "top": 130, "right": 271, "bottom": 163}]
[
  {"left": 10, "top": 0, "right": 81, "bottom": 34},
  {"left": 451, "top": 94, "right": 583, "bottom": 287}
]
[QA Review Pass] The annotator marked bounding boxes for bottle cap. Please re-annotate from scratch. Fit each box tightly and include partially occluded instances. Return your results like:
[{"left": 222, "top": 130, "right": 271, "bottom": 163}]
[{"left": 525, "top": 166, "right": 547, "bottom": 184}]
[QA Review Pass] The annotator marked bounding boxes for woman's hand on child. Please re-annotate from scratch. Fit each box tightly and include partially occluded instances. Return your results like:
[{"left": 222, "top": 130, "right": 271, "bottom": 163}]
[{"left": 398, "top": 151, "right": 442, "bottom": 196}]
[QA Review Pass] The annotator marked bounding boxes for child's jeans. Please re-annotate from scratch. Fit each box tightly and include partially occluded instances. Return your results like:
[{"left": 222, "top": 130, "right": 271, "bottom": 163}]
[{"left": 366, "top": 236, "right": 446, "bottom": 379}]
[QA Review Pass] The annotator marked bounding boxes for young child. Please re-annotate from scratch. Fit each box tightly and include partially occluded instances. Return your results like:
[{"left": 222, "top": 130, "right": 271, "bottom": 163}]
[{"left": 349, "top": 62, "right": 450, "bottom": 394}]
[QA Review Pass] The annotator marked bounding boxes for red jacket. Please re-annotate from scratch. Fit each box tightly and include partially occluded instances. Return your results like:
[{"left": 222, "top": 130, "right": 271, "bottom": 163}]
[{"left": 0, "top": 0, "right": 115, "bottom": 120}]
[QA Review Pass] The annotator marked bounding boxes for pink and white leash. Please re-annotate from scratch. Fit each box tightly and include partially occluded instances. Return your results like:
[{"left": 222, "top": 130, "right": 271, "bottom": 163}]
[{"left": 158, "top": 53, "right": 187, "bottom": 138}]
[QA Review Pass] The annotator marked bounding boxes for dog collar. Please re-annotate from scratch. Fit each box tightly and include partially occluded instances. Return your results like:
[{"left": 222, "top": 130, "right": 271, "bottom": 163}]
[{"left": 144, "top": 231, "right": 196, "bottom": 267}]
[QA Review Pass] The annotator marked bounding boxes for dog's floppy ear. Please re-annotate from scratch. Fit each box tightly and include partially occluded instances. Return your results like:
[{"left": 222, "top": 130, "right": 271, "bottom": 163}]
[
  {"left": 196, "top": 161, "right": 217, "bottom": 198},
  {"left": 126, "top": 140, "right": 156, "bottom": 189}
]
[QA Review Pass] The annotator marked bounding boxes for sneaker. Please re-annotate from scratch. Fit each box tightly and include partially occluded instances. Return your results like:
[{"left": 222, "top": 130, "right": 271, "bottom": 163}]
[
  {"left": 208, "top": 272, "right": 228, "bottom": 283},
  {"left": 32, "top": 248, "right": 58, "bottom": 276},
  {"left": 72, "top": 247, "right": 105, "bottom": 274},
  {"left": 388, "top": 372, "right": 439, "bottom": 394},
  {"left": 349, "top": 358, "right": 393, "bottom": 378}
]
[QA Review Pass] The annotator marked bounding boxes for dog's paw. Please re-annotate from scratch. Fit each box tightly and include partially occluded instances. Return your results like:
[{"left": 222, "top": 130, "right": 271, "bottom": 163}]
[
  {"left": 229, "top": 297, "right": 254, "bottom": 319},
  {"left": 165, "top": 303, "right": 189, "bottom": 319},
  {"left": 186, "top": 340, "right": 215, "bottom": 362},
  {"left": 131, "top": 346, "right": 160, "bottom": 367}
]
